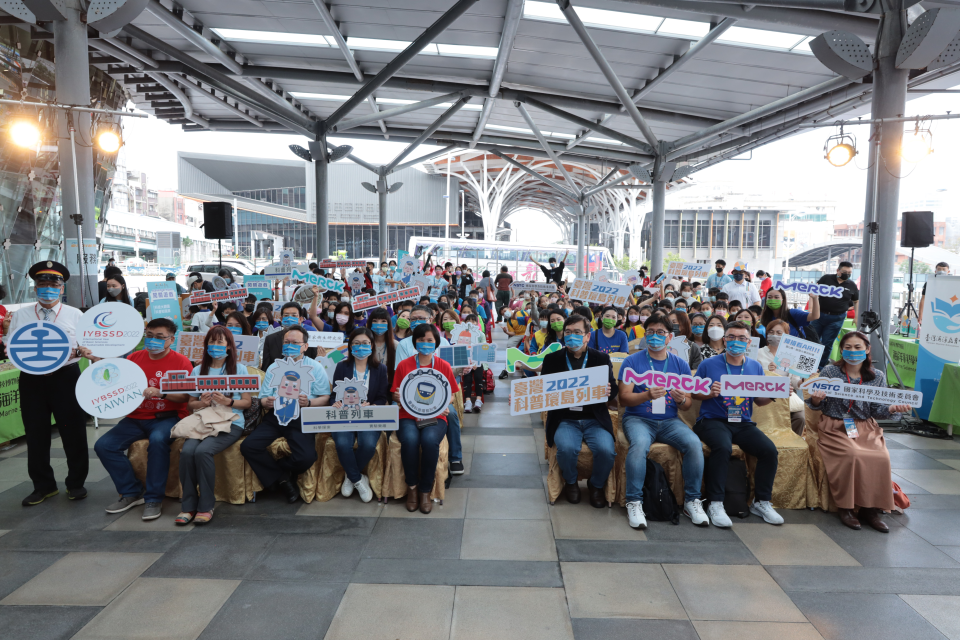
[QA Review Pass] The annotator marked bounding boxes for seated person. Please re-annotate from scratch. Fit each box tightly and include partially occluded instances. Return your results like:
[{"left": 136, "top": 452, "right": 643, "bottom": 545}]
[
  {"left": 94, "top": 319, "right": 192, "bottom": 521},
  {"left": 542, "top": 314, "right": 617, "bottom": 508},
  {"left": 260, "top": 302, "right": 318, "bottom": 370},
  {"left": 588, "top": 306, "right": 630, "bottom": 354},
  {"left": 241, "top": 326, "right": 331, "bottom": 503},
  {"left": 692, "top": 320, "right": 782, "bottom": 528},
  {"left": 617, "top": 314, "right": 707, "bottom": 530},
  {"left": 807, "top": 331, "right": 910, "bottom": 533},
  {"left": 391, "top": 323, "right": 460, "bottom": 514},
  {"left": 331, "top": 328, "right": 389, "bottom": 503}
]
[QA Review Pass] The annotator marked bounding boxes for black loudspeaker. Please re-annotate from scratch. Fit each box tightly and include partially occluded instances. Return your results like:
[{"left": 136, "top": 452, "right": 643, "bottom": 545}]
[
  {"left": 202, "top": 202, "right": 234, "bottom": 239},
  {"left": 901, "top": 210, "right": 934, "bottom": 248}
]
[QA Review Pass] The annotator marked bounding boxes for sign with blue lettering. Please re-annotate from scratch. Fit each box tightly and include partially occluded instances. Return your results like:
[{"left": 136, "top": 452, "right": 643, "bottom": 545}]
[
  {"left": 74, "top": 358, "right": 148, "bottom": 419},
  {"left": 8, "top": 321, "right": 73, "bottom": 375},
  {"left": 772, "top": 280, "right": 844, "bottom": 298},
  {"left": 243, "top": 275, "right": 273, "bottom": 294},
  {"left": 301, "top": 405, "right": 399, "bottom": 433},
  {"left": 775, "top": 335, "right": 825, "bottom": 378}
]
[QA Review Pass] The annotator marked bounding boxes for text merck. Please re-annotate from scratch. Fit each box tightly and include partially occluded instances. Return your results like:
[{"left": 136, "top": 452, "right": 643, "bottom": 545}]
[
  {"left": 622, "top": 369, "right": 712, "bottom": 394},
  {"left": 723, "top": 380, "right": 788, "bottom": 393},
  {"left": 773, "top": 280, "right": 844, "bottom": 298}
]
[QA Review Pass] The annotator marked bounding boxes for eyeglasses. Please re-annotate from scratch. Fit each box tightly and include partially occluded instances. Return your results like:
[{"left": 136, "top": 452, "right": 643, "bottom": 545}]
[
  {"left": 144, "top": 333, "right": 171, "bottom": 340},
  {"left": 724, "top": 335, "right": 749, "bottom": 343},
  {"left": 647, "top": 330, "right": 669, "bottom": 337},
  {"left": 353, "top": 341, "right": 372, "bottom": 346},
  {"left": 563, "top": 330, "right": 586, "bottom": 336}
]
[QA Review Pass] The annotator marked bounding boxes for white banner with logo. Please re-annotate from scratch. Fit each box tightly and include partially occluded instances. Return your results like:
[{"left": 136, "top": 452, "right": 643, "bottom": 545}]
[
  {"left": 800, "top": 377, "right": 923, "bottom": 408},
  {"left": 301, "top": 405, "right": 399, "bottom": 433},
  {"left": 772, "top": 280, "right": 844, "bottom": 298},
  {"left": 75, "top": 358, "right": 148, "bottom": 419},
  {"left": 916, "top": 275, "right": 960, "bottom": 418},
  {"left": 719, "top": 375, "right": 791, "bottom": 398},
  {"left": 77, "top": 303, "right": 144, "bottom": 358}
]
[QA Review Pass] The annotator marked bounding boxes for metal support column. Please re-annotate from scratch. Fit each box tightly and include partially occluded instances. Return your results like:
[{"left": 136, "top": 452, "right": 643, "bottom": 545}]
[
  {"left": 859, "top": 4, "right": 908, "bottom": 369},
  {"left": 577, "top": 211, "right": 586, "bottom": 278},
  {"left": 650, "top": 180, "right": 666, "bottom": 276},
  {"left": 377, "top": 175, "right": 388, "bottom": 261},
  {"left": 315, "top": 137, "right": 329, "bottom": 260},
  {"left": 53, "top": 3, "right": 97, "bottom": 308}
]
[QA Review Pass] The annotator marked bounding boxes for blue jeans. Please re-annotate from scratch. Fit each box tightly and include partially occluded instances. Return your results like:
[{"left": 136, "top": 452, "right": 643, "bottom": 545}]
[
  {"left": 397, "top": 418, "right": 447, "bottom": 492},
  {"left": 332, "top": 430, "right": 382, "bottom": 484},
  {"left": 94, "top": 416, "right": 177, "bottom": 503},
  {"left": 809, "top": 313, "right": 847, "bottom": 369},
  {"left": 446, "top": 403, "right": 462, "bottom": 463},
  {"left": 554, "top": 418, "right": 615, "bottom": 488},
  {"left": 622, "top": 415, "right": 704, "bottom": 504}
]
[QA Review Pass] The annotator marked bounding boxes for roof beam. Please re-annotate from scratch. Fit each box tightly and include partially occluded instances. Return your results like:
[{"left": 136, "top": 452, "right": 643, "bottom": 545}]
[
  {"left": 515, "top": 101, "right": 580, "bottom": 193},
  {"left": 175, "top": 74, "right": 263, "bottom": 127},
  {"left": 332, "top": 91, "right": 462, "bottom": 132},
  {"left": 385, "top": 97, "right": 472, "bottom": 172},
  {"left": 488, "top": 150, "right": 578, "bottom": 201},
  {"left": 393, "top": 144, "right": 460, "bottom": 173},
  {"left": 521, "top": 95, "right": 655, "bottom": 155},
  {"left": 470, "top": 97, "right": 495, "bottom": 147},
  {"left": 489, "top": 0, "right": 523, "bottom": 97}
]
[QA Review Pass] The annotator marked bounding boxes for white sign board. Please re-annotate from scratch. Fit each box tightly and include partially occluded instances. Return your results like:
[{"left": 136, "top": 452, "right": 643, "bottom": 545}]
[
  {"left": 510, "top": 282, "right": 558, "bottom": 294},
  {"left": 510, "top": 365, "right": 608, "bottom": 416},
  {"left": 667, "top": 262, "right": 709, "bottom": 280},
  {"left": 772, "top": 280, "right": 844, "bottom": 298},
  {"left": 66, "top": 237, "right": 98, "bottom": 277},
  {"left": 621, "top": 368, "right": 713, "bottom": 394},
  {"left": 233, "top": 334, "right": 262, "bottom": 367},
  {"left": 75, "top": 358, "right": 148, "bottom": 419},
  {"left": 301, "top": 405, "right": 399, "bottom": 433},
  {"left": 77, "top": 303, "right": 144, "bottom": 358},
  {"left": 398, "top": 368, "right": 452, "bottom": 420},
  {"left": 720, "top": 375, "right": 791, "bottom": 398},
  {"left": 566, "top": 278, "right": 631, "bottom": 307},
  {"left": 6, "top": 321, "right": 74, "bottom": 375},
  {"left": 308, "top": 332, "right": 346, "bottom": 349},
  {"left": 800, "top": 377, "right": 923, "bottom": 408},
  {"left": 775, "top": 335, "right": 824, "bottom": 378},
  {"left": 748, "top": 336, "right": 761, "bottom": 361}
]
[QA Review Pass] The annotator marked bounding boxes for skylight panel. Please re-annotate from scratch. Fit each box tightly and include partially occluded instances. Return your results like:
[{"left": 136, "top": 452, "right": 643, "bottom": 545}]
[
  {"left": 347, "top": 37, "right": 418, "bottom": 53},
  {"left": 211, "top": 28, "right": 333, "bottom": 47},
  {"left": 436, "top": 43, "right": 498, "bottom": 58},
  {"left": 487, "top": 124, "right": 534, "bottom": 135},
  {"left": 289, "top": 92, "right": 350, "bottom": 101},
  {"left": 375, "top": 97, "right": 482, "bottom": 111},
  {"left": 656, "top": 18, "right": 710, "bottom": 38},
  {"left": 718, "top": 27, "right": 807, "bottom": 49},
  {"left": 791, "top": 36, "right": 816, "bottom": 52},
  {"left": 523, "top": 1, "right": 662, "bottom": 34}
]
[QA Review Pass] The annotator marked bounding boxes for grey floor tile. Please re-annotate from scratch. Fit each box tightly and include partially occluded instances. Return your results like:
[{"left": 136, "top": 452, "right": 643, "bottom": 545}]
[
  {"left": 363, "top": 518, "right": 463, "bottom": 560},
  {"left": 893, "top": 469, "right": 960, "bottom": 494},
  {"left": 571, "top": 618, "right": 700, "bottom": 640},
  {"left": 900, "top": 595, "right": 960, "bottom": 640},
  {"left": 15, "top": 500, "right": 124, "bottom": 531},
  {"left": 892, "top": 473, "right": 932, "bottom": 496},
  {"left": 461, "top": 519, "right": 557, "bottom": 561},
  {"left": 450, "top": 586, "right": 574, "bottom": 640},
  {"left": 886, "top": 434, "right": 960, "bottom": 450},
  {"left": 665, "top": 564, "right": 806, "bottom": 622},
  {"left": 890, "top": 449, "right": 955, "bottom": 470},
  {"left": 0, "top": 529, "right": 184, "bottom": 553},
  {"left": 249, "top": 533, "right": 365, "bottom": 582},
  {"left": 908, "top": 494, "right": 960, "bottom": 509},
  {"left": 556, "top": 539, "right": 759, "bottom": 565},
  {"left": 642, "top": 520, "right": 744, "bottom": 541},
  {"left": 0, "top": 605, "right": 101, "bottom": 640},
  {"left": 692, "top": 621, "right": 825, "bottom": 640},
  {"left": 461, "top": 427, "right": 534, "bottom": 436},
  {"left": 732, "top": 524, "right": 860, "bottom": 567},
  {"left": 0, "top": 551, "right": 66, "bottom": 600},
  {"left": 562, "top": 562, "right": 686, "bottom": 619},
  {"left": 142, "top": 532, "right": 277, "bottom": 580},
  {"left": 214, "top": 492, "right": 303, "bottom": 517},
  {"left": 899, "top": 509, "right": 960, "bottom": 546},
  {"left": 916, "top": 449, "right": 960, "bottom": 459},
  {"left": 470, "top": 453, "right": 543, "bottom": 476},
  {"left": 817, "top": 517, "right": 960, "bottom": 568},
  {"left": 768, "top": 566, "right": 960, "bottom": 595},
  {"left": 352, "top": 558, "right": 563, "bottom": 587},
  {"left": 324, "top": 583, "right": 454, "bottom": 640},
  {"left": 200, "top": 514, "right": 377, "bottom": 534},
  {"left": 938, "top": 546, "right": 960, "bottom": 563},
  {"left": 380, "top": 488, "right": 467, "bottom": 519},
  {"left": 448, "top": 474, "right": 547, "bottom": 490},
  {"left": 296, "top": 497, "right": 384, "bottom": 518},
  {"left": 199, "top": 580, "right": 347, "bottom": 640},
  {"left": 790, "top": 592, "right": 946, "bottom": 640},
  {"left": 466, "top": 488, "right": 549, "bottom": 520},
  {"left": 472, "top": 435, "right": 537, "bottom": 454}
]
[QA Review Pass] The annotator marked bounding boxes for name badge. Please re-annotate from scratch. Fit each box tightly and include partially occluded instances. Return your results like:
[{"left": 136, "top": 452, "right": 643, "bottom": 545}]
[
  {"left": 569, "top": 405, "right": 583, "bottom": 412},
  {"left": 727, "top": 406, "right": 742, "bottom": 423},
  {"left": 843, "top": 415, "right": 859, "bottom": 439}
]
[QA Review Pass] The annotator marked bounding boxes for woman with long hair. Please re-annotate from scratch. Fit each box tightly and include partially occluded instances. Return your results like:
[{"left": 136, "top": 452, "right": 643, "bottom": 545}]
[
  {"left": 689, "top": 312, "right": 707, "bottom": 350},
  {"left": 224, "top": 311, "right": 252, "bottom": 336},
  {"left": 758, "top": 288, "right": 820, "bottom": 338},
  {"left": 100, "top": 274, "right": 133, "bottom": 305},
  {"left": 700, "top": 315, "right": 727, "bottom": 360},
  {"left": 756, "top": 319, "right": 807, "bottom": 436},
  {"left": 178, "top": 326, "right": 252, "bottom": 525},
  {"left": 250, "top": 308, "right": 275, "bottom": 336},
  {"left": 807, "top": 331, "right": 910, "bottom": 532},
  {"left": 393, "top": 308, "right": 412, "bottom": 341},
  {"left": 733, "top": 308, "right": 762, "bottom": 346},
  {"left": 666, "top": 310, "right": 702, "bottom": 371},
  {"left": 328, "top": 302, "right": 355, "bottom": 338},
  {"left": 367, "top": 307, "right": 397, "bottom": 383},
  {"left": 439, "top": 308, "right": 460, "bottom": 343}
]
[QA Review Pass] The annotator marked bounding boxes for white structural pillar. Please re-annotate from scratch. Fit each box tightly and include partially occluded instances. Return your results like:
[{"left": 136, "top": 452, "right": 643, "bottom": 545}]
[
  {"left": 858, "top": 1, "right": 908, "bottom": 369},
  {"left": 649, "top": 180, "right": 666, "bottom": 276},
  {"left": 53, "top": 2, "right": 98, "bottom": 308},
  {"left": 576, "top": 209, "right": 586, "bottom": 278}
]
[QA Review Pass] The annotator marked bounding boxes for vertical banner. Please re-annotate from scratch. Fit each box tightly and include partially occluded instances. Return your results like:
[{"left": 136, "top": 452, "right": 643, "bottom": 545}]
[
  {"left": 147, "top": 281, "right": 183, "bottom": 330},
  {"left": 916, "top": 275, "right": 960, "bottom": 419},
  {"left": 65, "top": 237, "right": 99, "bottom": 276}
]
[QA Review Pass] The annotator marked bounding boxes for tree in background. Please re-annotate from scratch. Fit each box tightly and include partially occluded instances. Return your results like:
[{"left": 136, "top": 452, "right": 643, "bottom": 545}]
[
  {"left": 899, "top": 260, "right": 931, "bottom": 275},
  {"left": 612, "top": 255, "right": 638, "bottom": 272}
]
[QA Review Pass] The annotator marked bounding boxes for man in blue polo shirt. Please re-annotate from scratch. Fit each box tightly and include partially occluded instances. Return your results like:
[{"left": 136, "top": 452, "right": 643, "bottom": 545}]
[
  {"left": 618, "top": 314, "right": 707, "bottom": 530},
  {"left": 692, "top": 320, "right": 782, "bottom": 528}
]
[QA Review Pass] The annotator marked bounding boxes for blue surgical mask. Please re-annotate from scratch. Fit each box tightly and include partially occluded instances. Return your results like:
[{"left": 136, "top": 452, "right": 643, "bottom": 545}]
[
  {"left": 36, "top": 286, "right": 60, "bottom": 302},
  {"left": 228, "top": 326, "right": 242, "bottom": 335},
  {"left": 144, "top": 337, "right": 167, "bottom": 353},
  {"left": 254, "top": 320, "right": 268, "bottom": 331},
  {"left": 842, "top": 349, "right": 867, "bottom": 364},
  {"left": 415, "top": 342, "right": 436, "bottom": 356},
  {"left": 282, "top": 343, "right": 302, "bottom": 357},
  {"left": 564, "top": 334, "right": 584, "bottom": 350},
  {"left": 676, "top": 308, "right": 687, "bottom": 314},
  {"left": 646, "top": 334, "right": 666, "bottom": 351},
  {"left": 703, "top": 310, "right": 713, "bottom": 318},
  {"left": 352, "top": 343, "right": 372, "bottom": 359},
  {"left": 207, "top": 344, "right": 227, "bottom": 359},
  {"left": 370, "top": 321, "right": 388, "bottom": 335},
  {"left": 692, "top": 325, "right": 705, "bottom": 335},
  {"left": 540, "top": 320, "right": 548, "bottom": 329},
  {"left": 281, "top": 315, "right": 298, "bottom": 327},
  {"left": 410, "top": 319, "right": 426, "bottom": 329},
  {"left": 727, "top": 340, "right": 747, "bottom": 355}
]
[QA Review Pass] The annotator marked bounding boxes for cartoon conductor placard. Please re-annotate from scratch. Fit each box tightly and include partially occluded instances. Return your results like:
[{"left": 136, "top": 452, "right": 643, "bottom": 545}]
[
  {"left": 332, "top": 376, "right": 369, "bottom": 410},
  {"left": 267, "top": 357, "right": 316, "bottom": 426}
]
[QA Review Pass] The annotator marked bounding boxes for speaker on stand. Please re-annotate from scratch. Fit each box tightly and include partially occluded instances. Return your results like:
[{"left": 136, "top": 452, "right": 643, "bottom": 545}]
[
  {"left": 202, "top": 202, "right": 234, "bottom": 270},
  {"left": 897, "top": 211, "right": 933, "bottom": 338}
]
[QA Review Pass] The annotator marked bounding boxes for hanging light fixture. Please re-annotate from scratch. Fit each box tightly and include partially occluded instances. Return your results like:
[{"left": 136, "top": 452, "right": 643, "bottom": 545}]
[
  {"left": 96, "top": 124, "right": 122, "bottom": 153},
  {"left": 900, "top": 121, "right": 933, "bottom": 163},
  {"left": 9, "top": 115, "right": 41, "bottom": 148},
  {"left": 823, "top": 125, "right": 857, "bottom": 167}
]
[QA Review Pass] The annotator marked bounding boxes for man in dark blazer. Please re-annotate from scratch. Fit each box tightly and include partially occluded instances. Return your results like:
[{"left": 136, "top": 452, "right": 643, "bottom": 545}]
[
  {"left": 542, "top": 313, "right": 618, "bottom": 508},
  {"left": 260, "top": 302, "right": 318, "bottom": 370}
]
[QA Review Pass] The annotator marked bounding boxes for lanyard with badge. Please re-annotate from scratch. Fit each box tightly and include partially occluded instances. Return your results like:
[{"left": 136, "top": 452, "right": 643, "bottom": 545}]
[
  {"left": 566, "top": 349, "right": 588, "bottom": 412},
  {"left": 842, "top": 369, "right": 861, "bottom": 438},
  {"left": 723, "top": 359, "right": 747, "bottom": 422},
  {"left": 645, "top": 351, "right": 668, "bottom": 415}
]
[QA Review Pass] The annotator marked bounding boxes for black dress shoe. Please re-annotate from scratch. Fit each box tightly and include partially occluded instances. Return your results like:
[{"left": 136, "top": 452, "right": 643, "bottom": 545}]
[
  {"left": 278, "top": 480, "right": 300, "bottom": 503},
  {"left": 22, "top": 489, "right": 58, "bottom": 506},
  {"left": 588, "top": 483, "right": 606, "bottom": 509},
  {"left": 67, "top": 487, "right": 88, "bottom": 501},
  {"left": 498, "top": 370, "right": 508, "bottom": 380},
  {"left": 563, "top": 482, "right": 581, "bottom": 504}
]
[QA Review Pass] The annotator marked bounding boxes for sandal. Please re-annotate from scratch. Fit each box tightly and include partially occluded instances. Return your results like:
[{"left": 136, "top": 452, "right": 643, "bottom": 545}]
[
  {"left": 193, "top": 511, "right": 214, "bottom": 524},
  {"left": 175, "top": 512, "right": 196, "bottom": 525}
]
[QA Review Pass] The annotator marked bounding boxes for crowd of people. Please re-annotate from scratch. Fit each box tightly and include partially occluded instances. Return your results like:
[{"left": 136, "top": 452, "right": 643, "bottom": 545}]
[{"left": 0, "top": 254, "right": 924, "bottom": 532}]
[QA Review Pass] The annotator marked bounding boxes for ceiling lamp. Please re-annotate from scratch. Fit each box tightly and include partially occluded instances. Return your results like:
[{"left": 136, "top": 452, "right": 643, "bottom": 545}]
[
  {"left": 901, "top": 123, "right": 933, "bottom": 163},
  {"left": 96, "top": 126, "right": 122, "bottom": 153},
  {"left": 823, "top": 126, "right": 857, "bottom": 167},
  {"left": 9, "top": 118, "right": 40, "bottom": 148}
]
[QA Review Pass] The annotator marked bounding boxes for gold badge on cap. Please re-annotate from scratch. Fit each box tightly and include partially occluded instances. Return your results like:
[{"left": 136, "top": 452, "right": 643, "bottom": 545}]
[{"left": 46, "top": 261, "right": 52, "bottom": 267}]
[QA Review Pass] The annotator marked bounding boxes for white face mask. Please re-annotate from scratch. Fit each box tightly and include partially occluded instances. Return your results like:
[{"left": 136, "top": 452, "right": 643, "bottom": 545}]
[
  {"left": 681, "top": 291, "right": 691, "bottom": 298},
  {"left": 936, "top": 270, "right": 949, "bottom": 277},
  {"left": 707, "top": 326, "right": 724, "bottom": 341}
]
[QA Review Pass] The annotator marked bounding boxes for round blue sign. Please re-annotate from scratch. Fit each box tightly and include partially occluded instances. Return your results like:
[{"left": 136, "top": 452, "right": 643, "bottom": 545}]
[{"left": 8, "top": 321, "right": 72, "bottom": 375}]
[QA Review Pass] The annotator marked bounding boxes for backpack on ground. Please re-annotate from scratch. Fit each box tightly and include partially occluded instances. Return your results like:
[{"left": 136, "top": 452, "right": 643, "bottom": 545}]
[
  {"left": 484, "top": 367, "right": 495, "bottom": 392},
  {"left": 642, "top": 459, "right": 680, "bottom": 524},
  {"left": 723, "top": 458, "right": 750, "bottom": 518}
]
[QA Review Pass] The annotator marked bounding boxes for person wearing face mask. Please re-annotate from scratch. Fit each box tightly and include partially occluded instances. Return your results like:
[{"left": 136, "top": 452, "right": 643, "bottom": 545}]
[
  {"left": 541, "top": 314, "right": 618, "bottom": 508},
  {"left": 810, "top": 261, "right": 859, "bottom": 369},
  {"left": 692, "top": 321, "right": 783, "bottom": 528},
  {"left": 758, "top": 289, "right": 819, "bottom": 341},
  {"left": 689, "top": 312, "right": 708, "bottom": 351},
  {"left": 919, "top": 261, "right": 950, "bottom": 324},
  {"left": 93, "top": 318, "right": 193, "bottom": 520},
  {"left": 391, "top": 322, "right": 460, "bottom": 513},
  {"left": 807, "top": 331, "right": 910, "bottom": 532},
  {"left": 367, "top": 307, "right": 397, "bottom": 382},
  {"left": 242, "top": 325, "right": 331, "bottom": 503},
  {"left": 700, "top": 302, "right": 714, "bottom": 319},
  {"left": 618, "top": 314, "right": 708, "bottom": 529},
  {"left": 260, "top": 302, "right": 318, "bottom": 370},
  {"left": 99, "top": 274, "right": 133, "bottom": 305},
  {"left": 458, "top": 265, "right": 474, "bottom": 300},
  {"left": 720, "top": 268, "right": 760, "bottom": 307},
  {"left": 535, "top": 309, "right": 568, "bottom": 351},
  {"left": 588, "top": 306, "right": 630, "bottom": 354},
  {"left": 622, "top": 305, "right": 646, "bottom": 342},
  {"left": 678, "top": 282, "right": 696, "bottom": 302},
  {"left": 224, "top": 311, "right": 252, "bottom": 337},
  {"left": 757, "top": 319, "right": 806, "bottom": 436},
  {"left": 393, "top": 309, "right": 413, "bottom": 341},
  {"left": 706, "top": 260, "right": 732, "bottom": 290},
  {"left": 327, "top": 302, "right": 356, "bottom": 339},
  {"left": 532, "top": 252, "right": 569, "bottom": 285},
  {"left": 699, "top": 316, "right": 728, "bottom": 360},
  {"left": 499, "top": 302, "right": 529, "bottom": 379}
]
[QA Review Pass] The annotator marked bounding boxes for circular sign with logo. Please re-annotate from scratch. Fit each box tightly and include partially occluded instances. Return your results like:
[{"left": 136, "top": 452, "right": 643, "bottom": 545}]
[
  {"left": 77, "top": 303, "right": 145, "bottom": 358},
  {"left": 398, "top": 368, "right": 451, "bottom": 420},
  {"left": 74, "top": 357, "right": 149, "bottom": 419},
  {"left": 7, "top": 321, "right": 73, "bottom": 375}
]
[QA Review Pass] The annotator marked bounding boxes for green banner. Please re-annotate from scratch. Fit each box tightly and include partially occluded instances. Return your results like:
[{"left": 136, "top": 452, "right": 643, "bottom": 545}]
[
  {"left": 0, "top": 366, "right": 24, "bottom": 443},
  {"left": 886, "top": 337, "right": 918, "bottom": 389}
]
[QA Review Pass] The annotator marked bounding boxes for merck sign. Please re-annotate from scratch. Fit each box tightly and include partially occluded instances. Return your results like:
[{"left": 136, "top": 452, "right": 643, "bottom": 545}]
[
  {"left": 622, "top": 368, "right": 712, "bottom": 395},
  {"left": 719, "top": 375, "right": 791, "bottom": 398},
  {"left": 773, "top": 280, "right": 844, "bottom": 298}
]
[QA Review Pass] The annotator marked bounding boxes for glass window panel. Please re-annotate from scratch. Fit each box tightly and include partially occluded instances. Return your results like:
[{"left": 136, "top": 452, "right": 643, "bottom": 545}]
[
  {"left": 727, "top": 221, "right": 740, "bottom": 247},
  {"left": 696, "top": 219, "right": 710, "bottom": 248},
  {"left": 742, "top": 219, "right": 756, "bottom": 246},
  {"left": 758, "top": 220, "right": 772, "bottom": 248},
  {"left": 681, "top": 219, "right": 694, "bottom": 248},
  {"left": 664, "top": 220, "right": 679, "bottom": 247}
]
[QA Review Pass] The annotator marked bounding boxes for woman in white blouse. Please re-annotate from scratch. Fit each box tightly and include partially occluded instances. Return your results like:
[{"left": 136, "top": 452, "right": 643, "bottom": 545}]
[{"left": 756, "top": 319, "right": 806, "bottom": 436}]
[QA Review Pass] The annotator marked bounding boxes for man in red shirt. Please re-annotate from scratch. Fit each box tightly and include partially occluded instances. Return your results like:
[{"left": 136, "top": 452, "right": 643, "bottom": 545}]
[{"left": 93, "top": 318, "right": 193, "bottom": 521}]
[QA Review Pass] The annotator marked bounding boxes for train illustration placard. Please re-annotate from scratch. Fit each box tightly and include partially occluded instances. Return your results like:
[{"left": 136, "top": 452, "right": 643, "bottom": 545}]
[
  {"left": 397, "top": 368, "right": 451, "bottom": 420},
  {"left": 158, "top": 370, "right": 261, "bottom": 394}
]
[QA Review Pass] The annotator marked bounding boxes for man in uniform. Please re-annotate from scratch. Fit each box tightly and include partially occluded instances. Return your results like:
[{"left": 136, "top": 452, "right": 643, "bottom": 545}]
[{"left": 2, "top": 262, "right": 92, "bottom": 506}]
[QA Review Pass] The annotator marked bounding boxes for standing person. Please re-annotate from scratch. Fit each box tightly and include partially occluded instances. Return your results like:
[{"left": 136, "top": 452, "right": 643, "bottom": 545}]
[
  {"left": 721, "top": 267, "right": 760, "bottom": 307},
  {"left": 809, "top": 261, "right": 859, "bottom": 369},
  {"left": 99, "top": 265, "right": 122, "bottom": 301},
  {"left": 706, "top": 260, "right": 732, "bottom": 290},
  {"left": 919, "top": 262, "right": 950, "bottom": 323},
  {"left": 494, "top": 266, "right": 513, "bottom": 322},
  {"left": 758, "top": 289, "right": 819, "bottom": 339},
  {"left": 458, "top": 265, "right": 474, "bottom": 300},
  {"left": 391, "top": 322, "right": 460, "bottom": 514},
  {"left": 691, "top": 321, "right": 783, "bottom": 528},
  {"left": 617, "top": 315, "right": 708, "bottom": 529},
  {"left": 100, "top": 273, "right": 133, "bottom": 305},
  {"left": 331, "top": 328, "right": 388, "bottom": 503},
  {"left": 178, "top": 326, "right": 252, "bottom": 525},
  {"left": 756, "top": 270, "right": 772, "bottom": 299},
  {"left": 533, "top": 252, "right": 569, "bottom": 285},
  {"left": 3, "top": 262, "right": 94, "bottom": 506},
  {"left": 241, "top": 325, "right": 331, "bottom": 503},
  {"left": 542, "top": 314, "right": 617, "bottom": 508},
  {"left": 807, "top": 331, "right": 909, "bottom": 532},
  {"left": 588, "top": 306, "right": 629, "bottom": 354},
  {"left": 93, "top": 318, "right": 193, "bottom": 519},
  {"left": 165, "top": 271, "right": 186, "bottom": 295}
]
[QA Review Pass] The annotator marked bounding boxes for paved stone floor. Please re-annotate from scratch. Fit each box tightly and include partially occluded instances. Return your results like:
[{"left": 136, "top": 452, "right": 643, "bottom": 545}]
[{"left": 2, "top": 343, "right": 960, "bottom": 639}]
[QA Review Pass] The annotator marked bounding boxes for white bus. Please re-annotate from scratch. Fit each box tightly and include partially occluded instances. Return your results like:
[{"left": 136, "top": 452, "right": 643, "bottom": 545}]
[{"left": 407, "top": 237, "right": 616, "bottom": 283}]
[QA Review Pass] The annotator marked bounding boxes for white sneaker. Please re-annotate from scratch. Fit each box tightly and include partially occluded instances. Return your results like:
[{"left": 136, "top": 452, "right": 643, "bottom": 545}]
[
  {"left": 749, "top": 500, "right": 784, "bottom": 525},
  {"left": 626, "top": 501, "right": 647, "bottom": 530},
  {"left": 354, "top": 474, "right": 373, "bottom": 503},
  {"left": 474, "top": 398, "right": 483, "bottom": 412},
  {"left": 341, "top": 476, "right": 355, "bottom": 498},
  {"left": 464, "top": 398, "right": 473, "bottom": 412},
  {"left": 684, "top": 499, "right": 709, "bottom": 527},
  {"left": 707, "top": 501, "right": 733, "bottom": 528}
]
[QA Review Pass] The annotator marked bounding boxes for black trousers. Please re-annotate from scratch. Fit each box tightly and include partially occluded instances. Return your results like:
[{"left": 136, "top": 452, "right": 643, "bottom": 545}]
[
  {"left": 495, "top": 290, "right": 510, "bottom": 321},
  {"left": 694, "top": 418, "right": 779, "bottom": 503},
  {"left": 20, "top": 363, "right": 89, "bottom": 492},
  {"left": 240, "top": 411, "right": 318, "bottom": 489}
]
